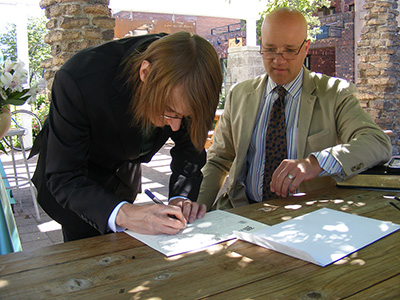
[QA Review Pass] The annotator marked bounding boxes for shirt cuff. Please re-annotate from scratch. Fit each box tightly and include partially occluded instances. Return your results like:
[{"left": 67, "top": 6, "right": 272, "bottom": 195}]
[
  {"left": 108, "top": 201, "right": 129, "bottom": 232},
  {"left": 311, "top": 150, "right": 343, "bottom": 177}
]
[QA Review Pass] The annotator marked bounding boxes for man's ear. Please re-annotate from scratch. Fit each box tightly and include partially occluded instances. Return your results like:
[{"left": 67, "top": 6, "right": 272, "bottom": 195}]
[{"left": 139, "top": 60, "right": 151, "bottom": 82}]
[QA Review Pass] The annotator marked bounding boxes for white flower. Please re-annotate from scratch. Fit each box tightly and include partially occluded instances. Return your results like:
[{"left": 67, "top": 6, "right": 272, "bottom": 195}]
[
  {"left": 0, "top": 58, "right": 35, "bottom": 107},
  {"left": 26, "top": 85, "right": 39, "bottom": 104},
  {"left": 2, "top": 59, "right": 15, "bottom": 73},
  {"left": 1, "top": 60, "right": 28, "bottom": 92},
  {"left": 1, "top": 72, "right": 15, "bottom": 90}
]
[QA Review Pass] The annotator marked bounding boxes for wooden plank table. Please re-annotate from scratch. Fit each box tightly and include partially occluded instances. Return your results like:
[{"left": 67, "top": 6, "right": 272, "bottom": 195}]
[{"left": 1, "top": 187, "right": 400, "bottom": 299}]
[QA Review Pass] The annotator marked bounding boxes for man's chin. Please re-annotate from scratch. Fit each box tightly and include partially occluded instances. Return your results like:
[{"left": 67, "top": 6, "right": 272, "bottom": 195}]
[{"left": 269, "top": 71, "right": 289, "bottom": 85}]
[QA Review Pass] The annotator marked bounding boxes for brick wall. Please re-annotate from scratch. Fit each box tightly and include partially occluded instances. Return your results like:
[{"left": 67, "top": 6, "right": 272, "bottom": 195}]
[
  {"left": 311, "top": 11, "right": 355, "bottom": 83},
  {"left": 113, "top": 11, "right": 196, "bottom": 37},
  {"left": 113, "top": 11, "right": 241, "bottom": 59},
  {"left": 308, "top": 47, "right": 336, "bottom": 77},
  {"left": 195, "top": 16, "right": 241, "bottom": 39},
  {"left": 336, "top": 12, "right": 355, "bottom": 82}
]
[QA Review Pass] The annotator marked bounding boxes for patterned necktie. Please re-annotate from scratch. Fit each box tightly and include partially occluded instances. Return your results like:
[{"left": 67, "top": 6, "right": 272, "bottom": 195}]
[{"left": 262, "top": 86, "right": 287, "bottom": 200}]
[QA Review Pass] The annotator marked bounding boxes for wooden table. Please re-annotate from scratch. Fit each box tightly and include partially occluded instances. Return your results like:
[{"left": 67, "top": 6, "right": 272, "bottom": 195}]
[{"left": 1, "top": 187, "right": 400, "bottom": 299}]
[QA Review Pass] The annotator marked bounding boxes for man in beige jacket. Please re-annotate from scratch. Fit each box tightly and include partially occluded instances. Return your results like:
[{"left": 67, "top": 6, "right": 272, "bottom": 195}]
[{"left": 198, "top": 7, "right": 392, "bottom": 210}]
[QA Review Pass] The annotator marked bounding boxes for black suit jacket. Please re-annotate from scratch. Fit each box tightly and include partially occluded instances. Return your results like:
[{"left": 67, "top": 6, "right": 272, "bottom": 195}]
[{"left": 32, "top": 34, "right": 206, "bottom": 235}]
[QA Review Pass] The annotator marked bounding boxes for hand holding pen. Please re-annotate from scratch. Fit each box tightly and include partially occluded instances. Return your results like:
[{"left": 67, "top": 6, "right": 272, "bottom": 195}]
[
  {"left": 145, "top": 189, "right": 207, "bottom": 223},
  {"left": 115, "top": 190, "right": 186, "bottom": 235},
  {"left": 145, "top": 189, "right": 179, "bottom": 220}
]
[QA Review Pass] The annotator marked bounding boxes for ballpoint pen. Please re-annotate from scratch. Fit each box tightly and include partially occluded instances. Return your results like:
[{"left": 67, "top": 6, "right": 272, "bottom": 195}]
[
  {"left": 144, "top": 189, "right": 164, "bottom": 205},
  {"left": 383, "top": 195, "right": 400, "bottom": 202},
  {"left": 145, "top": 189, "right": 181, "bottom": 220}
]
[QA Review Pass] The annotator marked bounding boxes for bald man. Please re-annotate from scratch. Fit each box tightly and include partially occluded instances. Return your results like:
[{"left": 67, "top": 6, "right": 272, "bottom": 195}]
[{"left": 197, "top": 7, "right": 392, "bottom": 210}]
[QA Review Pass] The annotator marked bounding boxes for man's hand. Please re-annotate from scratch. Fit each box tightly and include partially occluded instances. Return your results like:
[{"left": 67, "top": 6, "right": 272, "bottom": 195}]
[
  {"left": 116, "top": 203, "right": 187, "bottom": 235},
  {"left": 168, "top": 197, "right": 207, "bottom": 223},
  {"left": 270, "top": 155, "right": 323, "bottom": 197}
]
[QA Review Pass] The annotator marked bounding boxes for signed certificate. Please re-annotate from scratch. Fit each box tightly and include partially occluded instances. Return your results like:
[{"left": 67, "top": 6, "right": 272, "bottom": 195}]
[{"left": 125, "top": 210, "right": 268, "bottom": 256}]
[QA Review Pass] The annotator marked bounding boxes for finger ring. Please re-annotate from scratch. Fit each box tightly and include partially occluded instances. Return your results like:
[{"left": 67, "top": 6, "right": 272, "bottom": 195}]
[{"left": 288, "top": 174, "right": 294, "bottom": 180}]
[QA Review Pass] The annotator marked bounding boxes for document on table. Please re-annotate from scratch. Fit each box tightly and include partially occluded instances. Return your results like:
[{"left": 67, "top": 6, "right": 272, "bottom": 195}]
[
  {"left": 234, "top": 207, "right": 400, "bottom": 267},
  {"left": 125, "top": 210, "right": 268, "bottom": 256}
]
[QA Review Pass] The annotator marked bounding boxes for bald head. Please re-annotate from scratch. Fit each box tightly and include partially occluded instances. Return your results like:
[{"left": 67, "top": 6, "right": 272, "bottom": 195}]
[{"left": 262, "top": 8, "right": 308, "bottom": 40}]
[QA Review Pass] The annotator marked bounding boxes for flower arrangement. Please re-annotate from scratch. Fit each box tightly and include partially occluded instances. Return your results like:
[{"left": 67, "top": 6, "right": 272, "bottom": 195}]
[
  {"left": 0, "top": 59, "right": 37, "bottom": 109},
  {"left": 0, "top": 59, "right": 37, "bottom": 153}
]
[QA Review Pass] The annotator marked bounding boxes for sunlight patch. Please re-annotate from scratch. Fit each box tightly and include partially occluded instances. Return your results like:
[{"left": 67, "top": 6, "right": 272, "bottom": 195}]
[
  {"left": 0, "top": 279, "right": 9, "bottom": 288},
  {"left": 284, "top": 204, "right": 302, "bottom": 210},
  {"left": 128, "top": 282, "right": 150, "bottom": 293},
  {"left": 38, "top": 220, "right": 61, "bottom": 232}
]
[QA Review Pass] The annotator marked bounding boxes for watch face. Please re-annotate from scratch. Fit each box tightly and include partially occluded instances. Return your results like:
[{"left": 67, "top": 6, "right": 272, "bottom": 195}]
[{"left": 387, "top": 157, "right": 400, "bottom": 175}]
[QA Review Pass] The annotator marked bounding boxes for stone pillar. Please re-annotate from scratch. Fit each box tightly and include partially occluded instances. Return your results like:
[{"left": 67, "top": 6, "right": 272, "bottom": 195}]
[
  {"left": 356, "top": 0, "right": 400, "bottom": 154},
  {"left": 39, "top": 0, "right": 115, "bottom": 91},
  {"left": 226, "top": 46, "right": 265, "bottom": 94}
]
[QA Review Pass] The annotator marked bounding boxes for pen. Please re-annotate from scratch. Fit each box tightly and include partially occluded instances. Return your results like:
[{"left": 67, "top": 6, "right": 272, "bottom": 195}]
[
  {"left": 144, "top": 189, "right": 164, "bottom": 205},
  {"left": 145, "top": 189, "right": 181, "bottom": 220},
  {"left": 383, "top": 195, "right": 400, "bottom": 202}
]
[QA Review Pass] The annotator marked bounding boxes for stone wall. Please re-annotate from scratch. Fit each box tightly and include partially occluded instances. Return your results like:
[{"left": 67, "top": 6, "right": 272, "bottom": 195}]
[
  {"left": 226, "top": 46, "right": 265, "bottom": 93},
  {"left": 356, "top": 0, "right": 400, "bottom": 154},
  {"left": 39, "top": 0, "right": 115, "bottom": 91}
]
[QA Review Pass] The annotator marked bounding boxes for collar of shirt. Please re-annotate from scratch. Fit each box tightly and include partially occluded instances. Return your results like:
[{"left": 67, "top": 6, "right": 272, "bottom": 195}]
[{"left": 266, "top": 68, "right": 304, "bottom": 101}]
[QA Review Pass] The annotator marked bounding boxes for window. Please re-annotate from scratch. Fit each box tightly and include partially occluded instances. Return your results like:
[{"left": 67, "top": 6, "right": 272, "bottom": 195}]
[{"left": 318, "top": 6, "right": 336, "bottom": 16}]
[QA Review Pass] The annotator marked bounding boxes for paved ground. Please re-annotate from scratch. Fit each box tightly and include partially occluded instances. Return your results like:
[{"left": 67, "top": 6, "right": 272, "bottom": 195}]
[{"left": 1, "top": 141, "right": 173, "bottom": 252}]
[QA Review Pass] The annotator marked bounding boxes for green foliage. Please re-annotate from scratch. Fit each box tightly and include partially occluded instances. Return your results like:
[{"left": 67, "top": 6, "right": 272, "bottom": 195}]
[
  {"left": 32, "top": 92, "right": 50, "bottom": 124},
  {"left": 0, "top": 23, "right": 17, "bottom": 62},
  {"left": 0, "top": 16, "right": 51, "bottom": 86},
  {"left": 218, "top": 87, "right": 225, "bottom": 109},
  {"left": 256, "top": 0, "right": 332, "bottom": 43},
  {"left": 2, "top": 91, "right": 31, "bottom": 106},
  {"left": 0, "top": 141, "right": 6, "bottom": 154},
  {"left": 27, "top": 17, "right": 52, "bottom": 85}
]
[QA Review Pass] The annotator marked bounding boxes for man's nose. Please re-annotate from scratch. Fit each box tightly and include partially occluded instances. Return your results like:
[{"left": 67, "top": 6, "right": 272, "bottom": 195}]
[
  {"left": 165, "top": 118, "right": 182, "bottom": 131},
  {"left": 273, "top": 53, "right": 287, "bottom": 63}
]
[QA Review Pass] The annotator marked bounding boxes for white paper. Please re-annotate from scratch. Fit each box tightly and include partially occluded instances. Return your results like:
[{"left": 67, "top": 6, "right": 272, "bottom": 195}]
[
  {"left": 235, "top": 208, "right": 400, "bottom": 267},
  {"left": 125, "top": 210, "right": 268, "bottom": 256}
]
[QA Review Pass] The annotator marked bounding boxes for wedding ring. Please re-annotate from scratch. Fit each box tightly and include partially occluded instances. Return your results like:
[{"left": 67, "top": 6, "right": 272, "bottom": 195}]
[{"left": 288, "top": 174, "right": 294, "bottom": 180}]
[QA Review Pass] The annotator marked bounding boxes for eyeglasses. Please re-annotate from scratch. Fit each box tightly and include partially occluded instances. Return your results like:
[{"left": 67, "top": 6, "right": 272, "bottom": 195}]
[
  {"left": 162, "top": 114, "right": 183, "bottom": 120},
  {"left": 162, "top": 115, "right": 192, "bottom": 130},
  {"left": 260, "top": 39, "right": 307, "bottom": 60},
  {"left": 162, "top": 115, "right": 192, "bottom": 123}
]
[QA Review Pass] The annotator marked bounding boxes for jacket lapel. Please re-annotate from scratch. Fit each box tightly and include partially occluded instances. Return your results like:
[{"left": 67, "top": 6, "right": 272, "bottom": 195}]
[
  {"left": 297, "top": 67, "right": 316, "bottom": 159},
  {"left": 235, "top": 75, "right": 267, "bottom": 164}
]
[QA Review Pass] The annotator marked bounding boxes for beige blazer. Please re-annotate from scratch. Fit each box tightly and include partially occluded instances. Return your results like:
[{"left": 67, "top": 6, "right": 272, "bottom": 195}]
[{"left": 198, "top": 67, "right": 392, "bottom": 210}]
